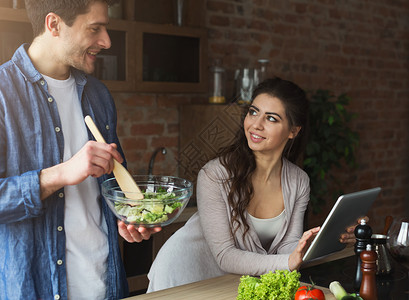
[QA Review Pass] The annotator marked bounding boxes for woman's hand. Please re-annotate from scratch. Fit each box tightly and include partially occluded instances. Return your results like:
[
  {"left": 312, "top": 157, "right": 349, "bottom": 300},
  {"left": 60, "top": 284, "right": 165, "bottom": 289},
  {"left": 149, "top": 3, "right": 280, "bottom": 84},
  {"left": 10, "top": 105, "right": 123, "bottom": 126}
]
[
  {"left": 288, "top": 226, "right": 320, "bottom": 271},
  {"left": 118, "top": 221, "right": 162, "bottom": 243},
  {"left": 339, "top": 216, "right": 369, "bottom": 244}
]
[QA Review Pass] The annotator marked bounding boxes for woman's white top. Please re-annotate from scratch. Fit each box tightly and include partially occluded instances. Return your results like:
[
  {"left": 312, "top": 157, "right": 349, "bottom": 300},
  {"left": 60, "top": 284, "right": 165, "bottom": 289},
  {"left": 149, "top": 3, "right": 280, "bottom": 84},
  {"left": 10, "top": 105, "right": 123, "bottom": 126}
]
[
  {"left": 147, "top": 158, "right": 310, "bottom": 292},
  {"left": 248, "top": 210, "right": 286, "bottom": 250}
]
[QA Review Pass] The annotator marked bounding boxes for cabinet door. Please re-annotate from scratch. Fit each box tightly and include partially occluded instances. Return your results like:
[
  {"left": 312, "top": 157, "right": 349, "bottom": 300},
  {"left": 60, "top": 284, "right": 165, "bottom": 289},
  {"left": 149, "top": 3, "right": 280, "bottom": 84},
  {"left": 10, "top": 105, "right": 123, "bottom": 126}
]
[
  {"left": 0, "top": 8, "right": 136, "bottom": 92},
  {"left": 179, "top": 104, "right": 244, "bottom": 205},
  {"left": 0, "top": 8, "right": 208, "bottom": 94},
  {"left": 134, "top": 22, "right": 208, "bottom": 93},
  {"left": 97, "top": 19, "right": 136, "bottom": 92}
]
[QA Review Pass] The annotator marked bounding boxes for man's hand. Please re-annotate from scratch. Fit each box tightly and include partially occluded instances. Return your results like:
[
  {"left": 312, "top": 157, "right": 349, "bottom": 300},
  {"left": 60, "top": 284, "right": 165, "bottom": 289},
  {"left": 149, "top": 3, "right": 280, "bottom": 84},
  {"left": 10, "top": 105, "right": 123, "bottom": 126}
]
[
  {"left": 61, "top": 141, "right": 123, "bottom": 185},
  {"left": 40, "top": 141, "right": 123, "bottom": 200},
  {"left": 118, "top": 221, "right": 162, "bottom": 243}
]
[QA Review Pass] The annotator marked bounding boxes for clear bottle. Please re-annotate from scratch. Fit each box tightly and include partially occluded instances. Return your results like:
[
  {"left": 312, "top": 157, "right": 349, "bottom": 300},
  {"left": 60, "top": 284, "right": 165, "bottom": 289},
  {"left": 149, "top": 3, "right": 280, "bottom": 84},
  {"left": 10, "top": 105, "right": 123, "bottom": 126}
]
[
  {"left": 108, "top": 0, "right": 123, "bottom": 19},
  {"left": 208, "top": 59, "right": 226, "bottom": 104},
  {"left": 254, "top": 59, "right": 269, "bottom": 86},
  {"left": 12, "top": 0, "right": 25, "bottom": 8},
  {"left": 237, "top": 68, "right": 254, "bottom": 105}
]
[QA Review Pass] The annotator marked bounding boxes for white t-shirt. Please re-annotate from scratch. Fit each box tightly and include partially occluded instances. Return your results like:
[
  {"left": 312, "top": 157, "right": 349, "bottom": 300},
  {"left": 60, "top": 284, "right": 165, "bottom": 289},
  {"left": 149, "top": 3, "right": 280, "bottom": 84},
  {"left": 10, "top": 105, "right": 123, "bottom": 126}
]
[
  {"left": 248, "top": 209, "right": 286, "bottom": 250},
  {"left": 43, "top": 74, "right": 109, "bottom": 300}
]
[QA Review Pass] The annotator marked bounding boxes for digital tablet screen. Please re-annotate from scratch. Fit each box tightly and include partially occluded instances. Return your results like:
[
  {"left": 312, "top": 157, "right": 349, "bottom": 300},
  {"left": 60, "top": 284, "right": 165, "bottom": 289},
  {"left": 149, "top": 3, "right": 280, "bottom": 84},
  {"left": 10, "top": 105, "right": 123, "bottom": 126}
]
[{"left": 302, "top": 187, "right": 381, "bottom": 262}]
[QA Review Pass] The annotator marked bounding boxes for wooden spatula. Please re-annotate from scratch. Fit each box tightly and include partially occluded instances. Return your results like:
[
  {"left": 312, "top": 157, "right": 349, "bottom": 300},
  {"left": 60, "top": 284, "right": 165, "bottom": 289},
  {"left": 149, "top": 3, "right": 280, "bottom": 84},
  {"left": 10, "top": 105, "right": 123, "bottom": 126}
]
[
  {"left": 382, "top": 215, "right": 393, "bottom": 235},
  {"left": 84, "top": 115, "right": 144, "bottom": 200}
]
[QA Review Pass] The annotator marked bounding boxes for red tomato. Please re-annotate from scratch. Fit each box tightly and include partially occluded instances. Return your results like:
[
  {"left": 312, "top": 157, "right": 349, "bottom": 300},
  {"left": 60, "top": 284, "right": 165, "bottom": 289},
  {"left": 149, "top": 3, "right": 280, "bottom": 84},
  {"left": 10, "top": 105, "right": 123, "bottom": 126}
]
[{"left": 295, "top": 285, "right": 325, "bottom": 300}]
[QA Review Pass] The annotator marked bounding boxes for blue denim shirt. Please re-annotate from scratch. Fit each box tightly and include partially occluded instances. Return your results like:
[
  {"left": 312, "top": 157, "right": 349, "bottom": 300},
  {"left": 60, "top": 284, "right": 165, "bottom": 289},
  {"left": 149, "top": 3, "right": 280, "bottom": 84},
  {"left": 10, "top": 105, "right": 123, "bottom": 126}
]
[{"left": 0, "top": 44, "right": 129, "bottom": 300}]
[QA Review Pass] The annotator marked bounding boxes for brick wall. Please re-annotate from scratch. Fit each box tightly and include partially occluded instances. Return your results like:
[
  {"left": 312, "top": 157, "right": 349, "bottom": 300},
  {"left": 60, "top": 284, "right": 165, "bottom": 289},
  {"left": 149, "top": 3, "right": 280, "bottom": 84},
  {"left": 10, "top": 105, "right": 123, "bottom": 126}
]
[{"left": 114, "top": 0, "right": 409, "bottom": 231}]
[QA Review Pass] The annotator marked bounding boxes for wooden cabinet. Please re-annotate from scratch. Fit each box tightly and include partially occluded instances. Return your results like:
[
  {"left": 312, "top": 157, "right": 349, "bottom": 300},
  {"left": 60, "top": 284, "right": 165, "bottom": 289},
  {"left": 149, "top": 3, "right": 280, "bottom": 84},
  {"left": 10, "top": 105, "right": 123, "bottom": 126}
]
[
  {"left": 131, "top": 0, "right": 205, "bottom": 28},
  {"left": 96, "top": 19, "right": 137, "bottom": 91},
  {"left": 0, "top": 7, "right": 207, "bottom": 93},
  {"left": 0, "top": 7, "right": 31, "bottom": 63},
  {"left": 98, "top": 20, "right": 207, "bottom": 93},
  {"left": 179, "top": 104, "right": 244, "bottom": 205},
  {"left": 134, "top": 22, "right": 207, "bottom": 93}
]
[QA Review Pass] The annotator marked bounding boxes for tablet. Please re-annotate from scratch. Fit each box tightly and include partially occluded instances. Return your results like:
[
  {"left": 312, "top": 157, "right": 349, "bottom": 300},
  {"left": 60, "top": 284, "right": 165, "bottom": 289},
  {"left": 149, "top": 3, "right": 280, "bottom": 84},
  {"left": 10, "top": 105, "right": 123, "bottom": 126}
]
[{"left": 302, "top": 187, "right": 381, "bottom": 262}]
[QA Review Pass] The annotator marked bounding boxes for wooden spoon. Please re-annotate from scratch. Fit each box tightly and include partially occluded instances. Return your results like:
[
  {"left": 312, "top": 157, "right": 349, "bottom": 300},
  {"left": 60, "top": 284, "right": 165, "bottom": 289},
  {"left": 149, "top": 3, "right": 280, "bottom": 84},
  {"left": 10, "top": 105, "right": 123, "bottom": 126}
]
[
  {"left": 84, "top": 115, "right": 144, "bottom": 200},
  {"left": 382, "top": 215, "right": 393, "bottom": 235}
]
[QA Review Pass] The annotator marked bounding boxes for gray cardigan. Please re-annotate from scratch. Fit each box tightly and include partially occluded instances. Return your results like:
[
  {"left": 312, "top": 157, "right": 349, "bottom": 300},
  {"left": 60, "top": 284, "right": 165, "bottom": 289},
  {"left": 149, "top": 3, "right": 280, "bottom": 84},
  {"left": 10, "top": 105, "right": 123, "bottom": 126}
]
[{"left": 147, "top": 157, "right": 310, "bottom": 292}]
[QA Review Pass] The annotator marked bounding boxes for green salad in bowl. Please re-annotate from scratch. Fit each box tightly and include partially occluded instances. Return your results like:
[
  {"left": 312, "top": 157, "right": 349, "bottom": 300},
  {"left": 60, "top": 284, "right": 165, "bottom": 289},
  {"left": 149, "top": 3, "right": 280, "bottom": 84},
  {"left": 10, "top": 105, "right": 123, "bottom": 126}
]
[{"left": 101, "top": 175, "right": 193, "bottom": 227}]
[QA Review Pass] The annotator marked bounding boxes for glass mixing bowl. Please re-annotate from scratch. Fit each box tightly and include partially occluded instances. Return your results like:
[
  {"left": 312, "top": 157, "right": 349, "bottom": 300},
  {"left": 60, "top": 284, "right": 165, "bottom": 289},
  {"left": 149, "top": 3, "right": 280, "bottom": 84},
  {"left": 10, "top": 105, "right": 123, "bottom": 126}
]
[{"left": 102, "top": 175, "right": 193, "bottom": 227}]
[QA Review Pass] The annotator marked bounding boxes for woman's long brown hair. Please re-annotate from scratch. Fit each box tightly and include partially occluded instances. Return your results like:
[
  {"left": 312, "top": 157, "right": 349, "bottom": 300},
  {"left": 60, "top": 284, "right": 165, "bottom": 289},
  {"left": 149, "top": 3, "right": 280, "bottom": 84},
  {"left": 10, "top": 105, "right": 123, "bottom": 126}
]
[{"left": 218, "top": 77, "right": 310, "bottom": 238}]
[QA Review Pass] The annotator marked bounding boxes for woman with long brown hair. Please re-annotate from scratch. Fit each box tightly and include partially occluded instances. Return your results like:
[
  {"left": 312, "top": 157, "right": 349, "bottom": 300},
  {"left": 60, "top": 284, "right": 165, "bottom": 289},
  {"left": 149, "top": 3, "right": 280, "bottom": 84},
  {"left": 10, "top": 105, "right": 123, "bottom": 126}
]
[{"left": 147, "top": 77, "right": 350, "bottom": 292}]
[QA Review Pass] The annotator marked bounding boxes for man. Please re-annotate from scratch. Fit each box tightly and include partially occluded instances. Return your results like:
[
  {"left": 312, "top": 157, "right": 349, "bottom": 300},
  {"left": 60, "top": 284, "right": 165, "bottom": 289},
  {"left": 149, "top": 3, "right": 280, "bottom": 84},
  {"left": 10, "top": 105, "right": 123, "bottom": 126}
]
[{"left": 0, "top": 1, "right": 160, "bottom": 299}]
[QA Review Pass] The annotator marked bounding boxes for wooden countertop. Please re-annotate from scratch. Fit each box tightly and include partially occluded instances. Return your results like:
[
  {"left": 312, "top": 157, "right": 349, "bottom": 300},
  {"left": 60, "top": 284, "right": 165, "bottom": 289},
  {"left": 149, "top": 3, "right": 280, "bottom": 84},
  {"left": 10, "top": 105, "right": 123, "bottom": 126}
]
[
  {"left": 126, "top": 274, "right": 336, "bottom": 299},
  {"left": 126, "top": 244, "right": 355, "bottom": 299}
]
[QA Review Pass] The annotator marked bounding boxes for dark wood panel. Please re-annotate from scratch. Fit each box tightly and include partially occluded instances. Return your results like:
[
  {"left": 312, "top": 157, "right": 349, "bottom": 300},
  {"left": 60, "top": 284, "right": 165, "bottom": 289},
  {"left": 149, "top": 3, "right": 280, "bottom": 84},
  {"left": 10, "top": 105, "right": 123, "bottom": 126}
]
[{"left": 179, "top": 104, "right": 244, "bottom": 204}]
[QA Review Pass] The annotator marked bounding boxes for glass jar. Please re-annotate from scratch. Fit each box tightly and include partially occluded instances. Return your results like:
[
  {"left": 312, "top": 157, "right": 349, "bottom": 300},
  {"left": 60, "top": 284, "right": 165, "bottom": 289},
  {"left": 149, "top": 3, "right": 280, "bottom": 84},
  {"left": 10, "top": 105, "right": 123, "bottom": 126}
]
[
  {"left": 208, "top": 59, "right": 226, "bottom": 104},
  {"left": 254, "top": 59, "right": 269, "bottom": 86},
  {"left": 108, "top": 0, "right": 123, "bottom": 19}
]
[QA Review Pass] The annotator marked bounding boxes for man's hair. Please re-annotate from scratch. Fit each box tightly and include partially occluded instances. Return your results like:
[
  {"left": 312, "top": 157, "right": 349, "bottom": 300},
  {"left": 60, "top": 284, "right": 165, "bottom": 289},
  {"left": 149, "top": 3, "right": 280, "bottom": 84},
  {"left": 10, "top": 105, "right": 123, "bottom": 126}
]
[{"left": 25, "top": 0, "right": 118, "bottom": 37}]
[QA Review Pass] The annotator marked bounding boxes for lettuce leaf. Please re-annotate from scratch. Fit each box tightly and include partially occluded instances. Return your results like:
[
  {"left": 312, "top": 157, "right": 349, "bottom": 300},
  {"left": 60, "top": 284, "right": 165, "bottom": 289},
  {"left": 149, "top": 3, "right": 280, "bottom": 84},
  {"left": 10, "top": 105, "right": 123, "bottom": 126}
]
[
  {"left": 113, "top": 190, "right": 183, "bottom": 224},
  {"left": 237, "top": 270, "right": 301, "bottom": 300}
]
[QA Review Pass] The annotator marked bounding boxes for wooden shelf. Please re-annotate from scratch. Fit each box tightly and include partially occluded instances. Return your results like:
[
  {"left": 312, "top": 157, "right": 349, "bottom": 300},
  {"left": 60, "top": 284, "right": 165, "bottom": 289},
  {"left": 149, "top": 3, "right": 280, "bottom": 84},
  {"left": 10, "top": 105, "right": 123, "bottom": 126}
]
[{"left": 0, "top": 7, "right": 207, "bottom": 94}]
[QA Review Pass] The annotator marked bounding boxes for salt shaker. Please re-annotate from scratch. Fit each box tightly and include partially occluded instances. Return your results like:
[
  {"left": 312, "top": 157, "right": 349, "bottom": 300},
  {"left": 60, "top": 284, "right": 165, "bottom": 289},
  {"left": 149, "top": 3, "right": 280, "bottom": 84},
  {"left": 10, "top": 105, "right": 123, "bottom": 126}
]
[{"left": 360, "top": 244, "right": 378, "bottom": 300}]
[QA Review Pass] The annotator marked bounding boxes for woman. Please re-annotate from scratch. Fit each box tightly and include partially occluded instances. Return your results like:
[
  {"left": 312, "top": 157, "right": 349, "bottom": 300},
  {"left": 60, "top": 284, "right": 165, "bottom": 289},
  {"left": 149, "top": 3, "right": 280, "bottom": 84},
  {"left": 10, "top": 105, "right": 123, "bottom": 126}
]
[{"left": 148, "top": 77, "right": 345, "bottom": 292}]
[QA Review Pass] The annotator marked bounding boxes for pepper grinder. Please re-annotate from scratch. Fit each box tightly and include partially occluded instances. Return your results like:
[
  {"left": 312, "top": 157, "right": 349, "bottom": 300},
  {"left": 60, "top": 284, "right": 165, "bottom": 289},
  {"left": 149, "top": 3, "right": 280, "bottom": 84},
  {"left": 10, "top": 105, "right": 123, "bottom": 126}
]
[
  {"left": 354, "top": 219, "right": 372, "bottom": 292},
  {"left": 360, "top": 244, "right": 378, "bottom": 300}
]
